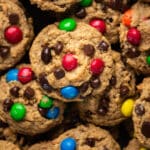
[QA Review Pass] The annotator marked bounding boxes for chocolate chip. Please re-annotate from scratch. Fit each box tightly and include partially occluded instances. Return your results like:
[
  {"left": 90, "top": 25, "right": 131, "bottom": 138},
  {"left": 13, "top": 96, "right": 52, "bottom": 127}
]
[
  {"left": 24, "top": 87, "right": 35, "bottom": 99},
  {"left": 126, "top": 47, "right": 140, "bottom": 58},
  {"left": 53, "top": 41, "right": 63, "bottom": 55},
  {"left": 95, "top": 0, "right": 102, "bottom": 3},
  {"left": 83, "top": 44, "right": 95, "bottom": 57},
  {"left": 38, "top": 107, "right": 48, "bottom": 117},
  {"left": 90, "top": 77, "right": 100, "bottom": 88},
  {"left": 85, "top": 110, "right": 93, "bottom": 118},
  {"left": 85, "top": 138, "right": 95, "bottom": 147},
  {"left": 39, "top": 73, "right": 52, "bottom": 92},
  {"left": 80, "top": 82, "right": 89, "bottom": 93},
  {"left": 54, "top": 68, "right": 65, "bottom": 79},
  {"left": 0, "top": 120, "right": 8, "bottom": 128},
  {"left": 9, "top": 86, "right": 20, "bottom": 97},
  {"left": 144, "top": 97, "right": 150, "bottom": 102},
  {"left": 100, "top": 97, "right": 110, "bottom": 108},
  {"left": 135, "top": 104, "right": 145, "bottom": 116},
  {"left": 120, "top": 85, "right": 129, "bottom": 97},
  {"left": 110, "top": 76, "right": 116, "bottom": 86},
  {"left": 9, "top": 13, "right": 19, "bottom": 25},
  {"left": 98, "top": 41, "right": 109, "bottom": 52},
  {"left": 3, "top": 98, "right": 14, "bottom": 112},
  {"left": 0, "top": 46, "right": 10, "bottom": 58},
  {"left": 75, "top": 8, "right": 87, "bottom": 19},
  {"left": 141, "top": 121, "right": 150, "bottom": 138},
  {"left": 41, "top": 47, "right": 52, "bottom": 64},
  {"left": 98, "top": 106, "right": 108, "bottom": 115}
]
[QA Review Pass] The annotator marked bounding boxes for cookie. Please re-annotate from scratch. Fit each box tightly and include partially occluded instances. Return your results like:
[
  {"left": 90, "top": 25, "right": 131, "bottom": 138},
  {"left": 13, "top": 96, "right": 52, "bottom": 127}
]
[
  {"left": 29, "top": 19, "right": 114, "bottom": 102},
  {"left": 133, "top": 78, "right": 150, "bottom": 148},
  {"left": 0, "top": 140, "right": 20, "bottom": 150},
  {"left": 120, "top": 2, "right": 150, "bottom": 74},
  {"left": 140, "top": 0, "right": 150, "bottom": 3},
  {"left": 0, "top": 64, "right": 65, "bottom": 135},
  {"left": 77, "top": 51, "right": 135, "bottom": 126},
  {"left": 29, "top": 124, "right": 120, "bottom": 150},
  {"left": 74, "top": 1, "right": 121, "bottom": 43},
  {"left": 29, "top": 0, "right": 79, "bottom": 12},
  {"left": 0, "top": 0, "right": 34, "bottom": 71}
]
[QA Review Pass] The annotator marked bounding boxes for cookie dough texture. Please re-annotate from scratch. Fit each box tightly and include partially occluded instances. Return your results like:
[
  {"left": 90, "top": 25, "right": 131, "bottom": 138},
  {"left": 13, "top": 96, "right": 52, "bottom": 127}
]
[
  {"left": 0, "top": 0, "right": 34, "bottom": 71},
  {"left": 75, "top": 1, "right": 120, "bottom": 43},
  {"left": 30, "top": 22, "right": 114, "bottom": 102},
  {"left": 0, "top": 64, "right": 65, "bottom": 135},
  {"left": 29, "top": 124, "right": 120, "bottom": 150},
  {"left": 29, "top": 0, "right": 80, "bottom": 12},
  {"left": 77, "top": 51, "right": 135, "bottom": 126},
  {"left": 133, "top": 78, "right": 150, "bottom": 148},
  {"left": 0, "top": 140, "right": 20, "bottom": 150},
  {"left": 120, "top": 2, "right": 150, "bottom": 74}
]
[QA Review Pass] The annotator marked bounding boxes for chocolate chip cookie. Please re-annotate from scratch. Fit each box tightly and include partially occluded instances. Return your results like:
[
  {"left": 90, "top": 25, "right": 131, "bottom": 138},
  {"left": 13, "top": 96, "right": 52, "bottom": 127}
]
[
  {"left": 0, "top": 0, "right": 34, "bottom": 71},
  {"left": 0, "top": 140, "right": 20, "bottom": 150},
  {"left": 29, "top": 0, "right": 79, "bottom": 12},
  {"left": 77, "top": 51, "right": 135, "bottom": 126},
  {"left": 133, "top": 78, "right": 150, "bottom": 148},
  {"left": 29, "top": 19, "right": 115, "bottom": 102},
  {"left": 29, "top": 124, "right": 120, "bottom": 150},
  {"left": 74, "top": 1, "right": 121, "bottom": 43},
  {"left": 0, "top": 64, "right": 65, "bottom": 135},
  {"left": 120, "top": 2, "right": 150, "bottom": 74}
]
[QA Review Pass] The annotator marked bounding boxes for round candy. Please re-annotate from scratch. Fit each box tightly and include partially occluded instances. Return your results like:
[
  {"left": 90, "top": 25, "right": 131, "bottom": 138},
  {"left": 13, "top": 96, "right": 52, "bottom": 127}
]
[
  {"left": 10, "top": 103, "right": 26, "bottom": 121},
  {"left": 146, "top": 56, "right": 150, "bottom": 65},
  {"left": 6, "top": 69, "right": 19, "bottom": 82},
  {"left": 127, "top": 28, "right": 141, "bottom": 46},
  {"left": 80, "top": 0, "right": 93, "bottom": 7},
  {"left": 60, "top": 137, "right": 76, "bottom": 150},
  {"left": 46, "top": 107, "right": 60, "bottom": 119},
  {"left": 61, "top": 86, "right": 79, "bottom": 99},
  {"left": 39, "top": 96, "right": 53, "bottom": 109},
  {"left": 18, "top": 67, "right": 33, "bottom": 84},
  {"left": 122, "top": 9, "right": 132, "bottom": 27},
  {"left": 90, "top": 58, "right": 105, "bottom": 75},
  {"left": 121, "top": 99, "right": 134, "bottom": 117},
  {"left": 4, "top": 26, "right": 23, "bottom": 44},
  {"left": 89, "top": 19, "right": 106, "bottom": 34},
  {"left": 58, "top": 18, "right": 77, "bottom": 31},
  {"left": 62, "top": 54, "right": 78, "bottom": 71}
]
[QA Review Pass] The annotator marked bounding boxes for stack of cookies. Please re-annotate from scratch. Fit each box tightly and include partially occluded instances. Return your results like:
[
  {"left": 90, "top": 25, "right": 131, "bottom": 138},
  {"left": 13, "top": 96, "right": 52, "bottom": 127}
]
[{"left": 0, "top": 0, "right": 150, "bottom": 150}]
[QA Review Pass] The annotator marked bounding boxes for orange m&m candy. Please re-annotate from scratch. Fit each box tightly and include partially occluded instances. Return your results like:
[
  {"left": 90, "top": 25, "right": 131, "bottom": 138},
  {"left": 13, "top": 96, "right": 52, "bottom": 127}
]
[{"left": 122, "top": 9, "right": 132, "bottom": 27}]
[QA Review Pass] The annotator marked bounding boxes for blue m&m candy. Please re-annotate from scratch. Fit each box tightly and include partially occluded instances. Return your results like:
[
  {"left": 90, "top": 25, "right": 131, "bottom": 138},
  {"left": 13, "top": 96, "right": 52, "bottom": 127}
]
[
  {"left": 46, "top": 107, "right": 60, "bottom": 119},
  {"left": 60, "top": 137, "right": 76, "bottom": 150},
  {"left": 60, "top": 86, "right": 79, "bottom": 99},
  {"left": 6, "top": 69, "right": 19, "bottom": 82}
]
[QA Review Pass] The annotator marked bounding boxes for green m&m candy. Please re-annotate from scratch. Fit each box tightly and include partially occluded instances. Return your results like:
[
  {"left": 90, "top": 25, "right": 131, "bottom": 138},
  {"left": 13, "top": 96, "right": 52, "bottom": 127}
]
[
  {"left": 80, "top": 0, "right": 93, "bottom": 7},
  {"left": 10, "top": 103, "right": 26, "bottom": 121},
  {"left": 58, "top": 18, "right": 77, "bottom": 31},
  {"left": 146, "top": 56, "right": 150, "bottom": 65},
  {"left": 39, "top": 95, "right": 53, "bottom": 109}
]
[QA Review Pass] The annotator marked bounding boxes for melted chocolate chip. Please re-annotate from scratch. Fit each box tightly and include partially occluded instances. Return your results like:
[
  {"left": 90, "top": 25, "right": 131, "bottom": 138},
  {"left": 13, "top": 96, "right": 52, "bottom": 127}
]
[
  {"left": 39, "top": 73, "right": 52, "bottom": 92},
  {"left": 98, "top": 41, "right": 109, "bottom": 52},
  {"left": 9, "top": 13, "right": 19, "bottom": 25},
  {"left": 38, "top": 107, "right": 48, "bottom": 117},
  {"left": 85, "top": 138, "right": 95, "bottom": 147},
  {"left": 0, "top": 46, "right": 10, "bottom": 58},
  {"left": 110, "top": 76, "right": 116, "bottom": 86},
  {"left": 126, "top": 47, "right": 140, "bottom": 58},
  {"left": 80, "top": 82, "right": 89, "bottom": 93},
  {"left": 41, "top": 47, "right": 52, "bottom": 64},
  {"left": 120, "top": 85, "right": 129, "bottom": 97},
  {"left": 141, "top": 121, "right": 150, "bottom": 138},
  {"left": 54, "top": 68, "right": 65, "bottom": 79},
  {"left": 135, "top": 104, "right": 145, "bottom": 116},
  {"left": 3, "top": 98, "right": 14, "bottom": 112},
  {"left": 83, "top": 44, "right": 95, "bottom": 57},
  {"left": 75, "top": 8, "right": 87, "bottom": 19},
  {"left": 9, "top": 86, "right": 20, "bottom": 97},
  {"left": 90, "top": 77, "right": 100, "bottom": 88},
  {"left": 53, "top": 41, "right": 63, "bottom": 55},
  {"left": 24, "top": 87, "right": 35, "bottom": 99}
]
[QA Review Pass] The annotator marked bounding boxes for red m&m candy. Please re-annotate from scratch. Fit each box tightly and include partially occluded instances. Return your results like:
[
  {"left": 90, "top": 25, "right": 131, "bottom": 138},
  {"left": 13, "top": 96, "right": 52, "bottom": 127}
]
[
  {"left": 18, "top": 67, "right": 33, "bottom": 84},
  {"left": 90, "top": 58, "right": 104, "bottom": 75},
  {"left": 62, "top": 54, "right": 78, "bottom": 71},
  {"left": 4, "top": 26, "right": 23, "bottom": 44}
]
